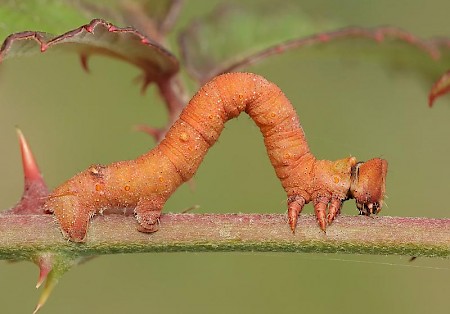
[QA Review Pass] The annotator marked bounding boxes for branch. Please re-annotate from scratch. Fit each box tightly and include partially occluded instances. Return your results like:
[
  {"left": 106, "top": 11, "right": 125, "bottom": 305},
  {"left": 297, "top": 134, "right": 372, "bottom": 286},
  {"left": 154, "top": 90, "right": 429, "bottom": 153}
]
[{"left": 1, "top": 213, "right": 449, "bottom": 260}]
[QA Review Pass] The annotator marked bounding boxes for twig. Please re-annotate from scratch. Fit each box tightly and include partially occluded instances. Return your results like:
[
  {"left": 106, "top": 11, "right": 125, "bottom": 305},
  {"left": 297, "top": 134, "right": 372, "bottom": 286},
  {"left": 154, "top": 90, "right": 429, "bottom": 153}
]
[{"left": 0, "top": 213, "right": 448, "bottom": 260}]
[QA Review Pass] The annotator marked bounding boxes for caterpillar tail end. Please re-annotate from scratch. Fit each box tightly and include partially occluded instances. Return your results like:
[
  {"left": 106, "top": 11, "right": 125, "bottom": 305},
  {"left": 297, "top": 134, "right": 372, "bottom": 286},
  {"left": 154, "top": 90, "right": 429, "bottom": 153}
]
[{"left": 44, "top": 193, "right": 93, "bottom": 243}]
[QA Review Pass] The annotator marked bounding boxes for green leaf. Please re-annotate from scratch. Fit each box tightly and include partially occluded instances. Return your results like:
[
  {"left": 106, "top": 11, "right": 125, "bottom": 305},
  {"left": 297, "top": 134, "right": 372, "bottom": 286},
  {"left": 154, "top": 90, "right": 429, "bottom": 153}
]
[
  {"left": 0, "top": 19, "right": 179, "bottom": 89},
  {"left": 216, "top": 27, "right": 450, "bottom": 104},
  {"left": 0, "top": 0, "right": 87, "bottom": 40},
  {"left": 179, "top": 3, "right": 450, "bottom": 98}
]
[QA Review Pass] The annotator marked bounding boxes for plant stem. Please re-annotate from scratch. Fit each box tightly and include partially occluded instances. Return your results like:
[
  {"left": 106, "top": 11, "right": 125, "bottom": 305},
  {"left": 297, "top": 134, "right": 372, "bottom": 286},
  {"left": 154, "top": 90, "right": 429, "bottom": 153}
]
[{"left": 0, "top": 213, "right": 449, "bottom": 260}]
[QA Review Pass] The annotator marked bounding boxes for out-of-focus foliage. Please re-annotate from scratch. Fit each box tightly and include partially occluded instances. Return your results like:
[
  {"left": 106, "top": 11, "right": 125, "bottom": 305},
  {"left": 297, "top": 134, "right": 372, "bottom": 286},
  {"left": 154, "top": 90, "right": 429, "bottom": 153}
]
[{"left": 0, "top": 1, "right": 449, "bottom": 314}]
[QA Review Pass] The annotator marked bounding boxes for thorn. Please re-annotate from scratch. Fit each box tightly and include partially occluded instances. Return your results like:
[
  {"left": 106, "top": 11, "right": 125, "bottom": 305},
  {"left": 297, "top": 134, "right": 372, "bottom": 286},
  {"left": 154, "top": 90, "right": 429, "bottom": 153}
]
[
  {"left": 33, "top": 271, "right": 58, "bottom": 314},
  {"left": 16, "top": 128, "right": 43, "bottom": 183},
  {"left": 40, "top": 43, "right": 48, "bottom": 53},
  {"left": 8, "top": 129, "right": 48, "bottom": 214},
  {"left": 80, "top": 54, "right": 90, "bottom": 73},
  {"left": 108, "top": 25, "right": 118, "bottom": 32},
  {"left": 33, "top": 303, "right": 43, "bottom": 314},
  {"left": 181, "top": 204, "right": 200, "bottom": 214},
  {"left": 428, "top": 93, "right": 439, "bottom": 107},
  {"left": 140, "top": 74, "right": 153, "bottom": 94},
  {"left": 317, "top": 33, "right": 330, "bottom": 42},
  {"left": 428, "top": 70, "right": 450, "bottom": 107},
  {"left": 187, "top": 178, "right": 196, "bottom": 192},
  {"left": 35, "top": 253, "right": 53, "bottom": 289},
  {"left": 131, "top": 72, "right": 154, "bottom": 95},
  {"left": 84, "top": 24, "right": 94, "bottom": 33},
  {"left": 134, "top": 124, "right": 165, "bottom": 142},
  {"left": 32, "top": 254, "right": 77, "bottom": 313},
  {"left": 374, "top": 30, "right": 384, "bottom": 42},
  {"left": 428, "top": 95, "right": 435, "bottom": 107}
]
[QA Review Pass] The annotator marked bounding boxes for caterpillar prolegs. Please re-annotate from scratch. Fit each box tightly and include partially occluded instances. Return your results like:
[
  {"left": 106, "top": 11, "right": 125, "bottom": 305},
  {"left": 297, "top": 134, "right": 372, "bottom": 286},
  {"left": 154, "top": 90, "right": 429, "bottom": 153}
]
[{"left": 44, "top": 72, "right": 387, "bottom": 242}]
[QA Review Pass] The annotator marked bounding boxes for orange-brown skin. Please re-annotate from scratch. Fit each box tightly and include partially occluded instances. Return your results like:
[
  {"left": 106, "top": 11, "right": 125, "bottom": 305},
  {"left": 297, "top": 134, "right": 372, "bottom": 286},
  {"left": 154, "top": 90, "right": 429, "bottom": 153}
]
[{"left": 44, "top": 73, "right": 387, "bottom": 242}]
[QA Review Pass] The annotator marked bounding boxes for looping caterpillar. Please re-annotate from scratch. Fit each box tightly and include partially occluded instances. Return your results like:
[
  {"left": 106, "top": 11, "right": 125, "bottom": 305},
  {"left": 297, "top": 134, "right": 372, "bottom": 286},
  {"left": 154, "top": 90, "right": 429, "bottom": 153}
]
[{"left": 44, "top": 72, "right": 387, "bottom": 242}]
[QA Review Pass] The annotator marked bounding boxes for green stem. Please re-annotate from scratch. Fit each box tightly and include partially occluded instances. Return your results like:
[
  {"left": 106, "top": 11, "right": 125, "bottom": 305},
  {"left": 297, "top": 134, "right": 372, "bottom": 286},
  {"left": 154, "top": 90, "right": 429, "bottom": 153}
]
[{"left": 0, "top": 213, "right": 449, "bottom": 259}]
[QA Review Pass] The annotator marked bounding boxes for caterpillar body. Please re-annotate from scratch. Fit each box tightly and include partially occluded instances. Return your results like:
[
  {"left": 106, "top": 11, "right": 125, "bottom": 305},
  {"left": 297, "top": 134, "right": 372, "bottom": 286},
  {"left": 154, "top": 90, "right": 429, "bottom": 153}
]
[{"left": 44, "top": 72, "right": 387, "bottom": 242}]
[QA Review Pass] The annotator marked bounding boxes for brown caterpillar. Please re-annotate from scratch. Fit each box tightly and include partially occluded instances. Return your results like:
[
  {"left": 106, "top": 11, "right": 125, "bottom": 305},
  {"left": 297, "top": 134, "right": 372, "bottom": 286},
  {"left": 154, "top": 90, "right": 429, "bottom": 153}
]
[{"left": 44, "top": 72, "right": 387, "bottom": 242}]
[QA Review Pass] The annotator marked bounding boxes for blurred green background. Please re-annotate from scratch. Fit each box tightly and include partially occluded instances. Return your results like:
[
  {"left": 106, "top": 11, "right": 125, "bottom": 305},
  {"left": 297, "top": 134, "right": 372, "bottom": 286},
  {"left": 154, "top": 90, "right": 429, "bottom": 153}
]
[{"left": 0, "top": 0, "right": 449, "bottom": 313}]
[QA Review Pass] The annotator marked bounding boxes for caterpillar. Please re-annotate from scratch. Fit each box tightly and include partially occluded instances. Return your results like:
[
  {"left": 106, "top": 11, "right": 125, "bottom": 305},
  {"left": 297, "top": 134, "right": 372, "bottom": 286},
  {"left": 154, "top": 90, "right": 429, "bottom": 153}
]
[{"left": 44, "top": 72, "right": 387, "bottom": 242}]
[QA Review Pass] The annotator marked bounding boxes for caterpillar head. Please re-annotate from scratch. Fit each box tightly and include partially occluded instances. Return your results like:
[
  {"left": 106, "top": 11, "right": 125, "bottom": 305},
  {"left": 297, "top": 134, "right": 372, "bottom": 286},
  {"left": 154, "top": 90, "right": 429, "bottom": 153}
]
[{"left": 349, "top": 158, "right": 388, "bottom": 215}]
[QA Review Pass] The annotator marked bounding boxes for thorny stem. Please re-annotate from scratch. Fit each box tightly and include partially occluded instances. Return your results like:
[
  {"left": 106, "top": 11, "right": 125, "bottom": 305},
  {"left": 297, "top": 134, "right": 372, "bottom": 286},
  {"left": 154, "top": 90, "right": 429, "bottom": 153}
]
[{"left": 0, "top": 213, "right": 448, "bottom": 260}]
